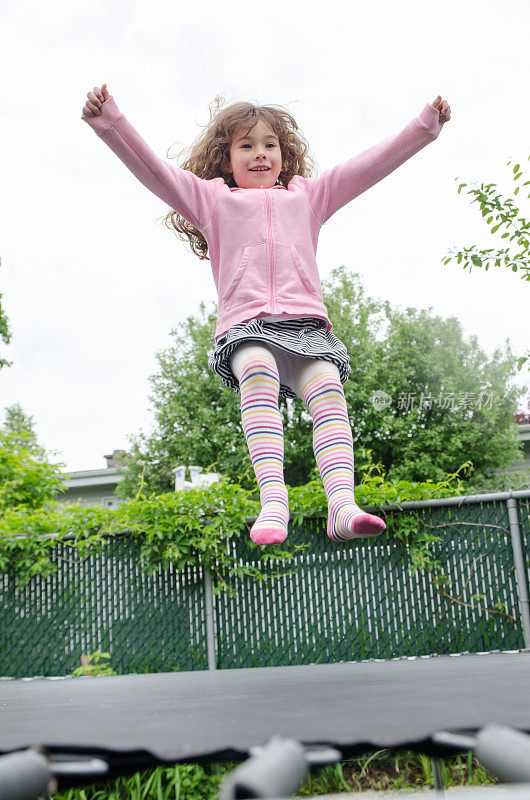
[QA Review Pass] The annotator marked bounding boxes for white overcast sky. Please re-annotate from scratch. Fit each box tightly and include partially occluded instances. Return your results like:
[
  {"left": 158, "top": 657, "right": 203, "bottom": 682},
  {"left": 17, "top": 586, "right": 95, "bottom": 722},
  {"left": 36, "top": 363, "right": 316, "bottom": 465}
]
[{"left": 1, "top": 0, "right": 529, "bottom": 474}]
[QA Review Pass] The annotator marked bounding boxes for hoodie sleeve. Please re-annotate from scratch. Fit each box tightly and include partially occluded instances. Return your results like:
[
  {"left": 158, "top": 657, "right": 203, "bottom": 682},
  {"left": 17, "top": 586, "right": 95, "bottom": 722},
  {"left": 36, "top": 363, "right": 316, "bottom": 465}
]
[
  {"left": 299, "top": 103, "right": 446, "bottom": 225},
  {"left": 81, "top": 96, "right": 220, "bottom": 232}
]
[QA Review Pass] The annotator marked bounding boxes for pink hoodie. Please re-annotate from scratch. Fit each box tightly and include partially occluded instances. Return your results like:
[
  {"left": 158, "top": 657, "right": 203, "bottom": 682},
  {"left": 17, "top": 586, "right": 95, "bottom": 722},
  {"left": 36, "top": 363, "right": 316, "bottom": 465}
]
[{"left": 82, "top": 98, "right": 445, "bottom": 339}]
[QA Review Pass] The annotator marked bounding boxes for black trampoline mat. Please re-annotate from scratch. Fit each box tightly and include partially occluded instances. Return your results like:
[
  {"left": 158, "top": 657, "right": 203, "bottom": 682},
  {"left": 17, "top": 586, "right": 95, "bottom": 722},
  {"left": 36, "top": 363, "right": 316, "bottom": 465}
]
[{"left": 1, "top": 651, "right": 529, "bottom": 765}]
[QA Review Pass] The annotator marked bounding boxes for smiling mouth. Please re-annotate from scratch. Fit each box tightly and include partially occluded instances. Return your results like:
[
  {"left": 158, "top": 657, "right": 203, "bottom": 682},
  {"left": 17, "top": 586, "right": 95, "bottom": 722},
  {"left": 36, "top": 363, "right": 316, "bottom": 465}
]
[{"left": 249, "top": 167, "right": 270, "bottom": 172}]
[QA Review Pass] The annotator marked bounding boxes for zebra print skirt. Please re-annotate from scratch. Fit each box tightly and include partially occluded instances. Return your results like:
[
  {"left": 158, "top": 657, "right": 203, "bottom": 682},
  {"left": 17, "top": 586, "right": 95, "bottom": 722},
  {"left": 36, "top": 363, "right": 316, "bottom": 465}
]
[{"left": 207, "top": 316, "right": 351, "bottom": 399}]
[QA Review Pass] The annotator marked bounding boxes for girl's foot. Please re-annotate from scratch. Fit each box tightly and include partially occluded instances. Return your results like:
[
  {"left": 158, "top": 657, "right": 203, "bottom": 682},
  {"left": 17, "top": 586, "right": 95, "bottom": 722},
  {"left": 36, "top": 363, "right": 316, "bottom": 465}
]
[
  {"left": 250, "top": 490, "right": 289, "bottom": 545},
  {"left": 251, "top": 525, "right": 288, "bottom": 545},
  {"left": 327, "top": 503, "right": 386, "bottom": 542}
]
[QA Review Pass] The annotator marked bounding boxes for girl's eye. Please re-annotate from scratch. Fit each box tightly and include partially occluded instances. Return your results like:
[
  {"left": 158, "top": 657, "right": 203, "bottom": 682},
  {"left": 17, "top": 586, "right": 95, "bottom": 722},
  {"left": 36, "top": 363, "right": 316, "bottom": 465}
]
[{"left": 241, "top": 143, "right": 277, "bottom": 148}]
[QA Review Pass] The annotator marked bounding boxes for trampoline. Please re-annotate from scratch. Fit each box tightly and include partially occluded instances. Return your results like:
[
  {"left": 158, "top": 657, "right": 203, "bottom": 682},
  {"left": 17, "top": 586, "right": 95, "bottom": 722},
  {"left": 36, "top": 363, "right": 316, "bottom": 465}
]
[{"left": 1, "top": 649, "right": 530, "bottom": 799}]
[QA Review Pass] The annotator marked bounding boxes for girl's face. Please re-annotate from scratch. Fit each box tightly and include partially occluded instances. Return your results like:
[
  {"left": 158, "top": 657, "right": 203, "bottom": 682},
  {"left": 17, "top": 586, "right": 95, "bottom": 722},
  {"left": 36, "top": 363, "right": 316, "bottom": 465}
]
[{"left": 226, "top": 117, "right": 282, "bottom": 189}]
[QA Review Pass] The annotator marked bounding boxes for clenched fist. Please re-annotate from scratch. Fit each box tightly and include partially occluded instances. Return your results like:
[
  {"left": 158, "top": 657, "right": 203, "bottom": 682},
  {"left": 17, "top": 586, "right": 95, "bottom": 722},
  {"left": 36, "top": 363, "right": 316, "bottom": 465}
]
[
  {"left": 430, "top": 95, "right": 451, "bottom": 123},
  {"left": 82, "top": 84, "right": 110, "bottom": 117}
]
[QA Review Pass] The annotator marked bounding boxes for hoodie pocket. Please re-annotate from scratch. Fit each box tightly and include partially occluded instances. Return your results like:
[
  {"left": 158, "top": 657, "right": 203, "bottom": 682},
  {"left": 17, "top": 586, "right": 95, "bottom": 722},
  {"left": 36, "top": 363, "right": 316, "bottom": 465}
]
[
  {"left": 274, "top": 242, "right": 322, "bottom": 300},
  {"left": 221, "top": 242, "right": 269, "bottom": 311}
]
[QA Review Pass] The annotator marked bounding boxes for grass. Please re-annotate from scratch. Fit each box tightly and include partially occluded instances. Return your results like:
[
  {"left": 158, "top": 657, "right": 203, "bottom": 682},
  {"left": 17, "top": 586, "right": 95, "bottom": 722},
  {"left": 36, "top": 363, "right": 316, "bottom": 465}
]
[
  {"left": 297, "top": 748, "right": 499, "bottom": 794},
  {"left": 46, "top": 748, "right": 500, "bottom": 800}
]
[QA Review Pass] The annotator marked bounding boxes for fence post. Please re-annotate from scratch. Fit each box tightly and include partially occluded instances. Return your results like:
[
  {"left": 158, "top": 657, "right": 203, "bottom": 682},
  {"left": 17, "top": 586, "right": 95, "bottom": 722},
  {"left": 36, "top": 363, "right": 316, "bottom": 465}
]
[
  {"left": 431, "top": 757, "right": 445, "bottom": 796},
  {"left": 203, "top": 566, "right": 217, "bottom": 670},
  {"left": 507, "top": 497, "right": 530, "bottom": 649}
]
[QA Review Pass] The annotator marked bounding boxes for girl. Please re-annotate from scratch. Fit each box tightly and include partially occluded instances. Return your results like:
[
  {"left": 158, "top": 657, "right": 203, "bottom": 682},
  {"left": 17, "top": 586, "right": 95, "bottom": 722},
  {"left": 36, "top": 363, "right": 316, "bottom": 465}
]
[{"left": 81, "top": 85, "right": 451, "bottom": 547}]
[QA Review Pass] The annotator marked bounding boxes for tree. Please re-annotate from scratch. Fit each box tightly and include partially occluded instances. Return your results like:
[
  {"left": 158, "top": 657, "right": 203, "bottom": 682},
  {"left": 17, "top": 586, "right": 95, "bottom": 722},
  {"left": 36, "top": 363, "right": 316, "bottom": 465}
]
[
  {"left": 365, "top": 307, "right": 523, "bottom": 483},
  {"left": 0, "top": 403, "right": 67, "bottom": 510},
  {"left": 115, "top": 302, "right": 252, "bottom": 499},
  {"left": 116, "top": 266, "right": 525, "bottom": 499},
  {"left": 442, "top": 156, "right": 530, "bottom": 369},
  {"left": 324, "top": 269, "right": 525, "bottom": 484},
  {"left": 0, "top": 271, "right": 68, "bottom": 509},
  {"left": 0, "top": 257, "right": 13, "bottom": 371}
]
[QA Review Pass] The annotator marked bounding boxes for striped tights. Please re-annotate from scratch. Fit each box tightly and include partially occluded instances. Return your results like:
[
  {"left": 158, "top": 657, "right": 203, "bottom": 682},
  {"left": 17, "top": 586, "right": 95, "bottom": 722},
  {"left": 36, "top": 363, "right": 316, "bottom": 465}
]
[
  {"left": 230, "top": 343, "right": 386, "bottom": 545},
  {"left": 235, "top": 350, "right": 289, "bottom": 545}
]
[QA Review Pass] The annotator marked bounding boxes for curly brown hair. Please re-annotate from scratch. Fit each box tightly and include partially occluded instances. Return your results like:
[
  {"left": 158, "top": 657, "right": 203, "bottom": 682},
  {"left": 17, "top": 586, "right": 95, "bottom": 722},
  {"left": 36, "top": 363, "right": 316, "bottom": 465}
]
[{"left": 159, "top": 94, "right": 319, "bottom": 261}]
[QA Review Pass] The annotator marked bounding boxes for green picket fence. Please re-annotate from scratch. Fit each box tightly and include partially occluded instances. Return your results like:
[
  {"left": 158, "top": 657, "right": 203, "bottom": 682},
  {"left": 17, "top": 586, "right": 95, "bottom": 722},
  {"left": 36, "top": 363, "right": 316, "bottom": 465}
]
[{"left": 1, "top": 492, "right": 529, "bottom": 678}]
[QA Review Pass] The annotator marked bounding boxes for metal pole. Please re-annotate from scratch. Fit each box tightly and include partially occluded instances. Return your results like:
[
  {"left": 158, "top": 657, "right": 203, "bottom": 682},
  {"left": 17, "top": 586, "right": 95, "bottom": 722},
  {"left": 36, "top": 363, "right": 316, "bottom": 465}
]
[
  {"left": 507, "top": 497, "right": 530, "bottom": 649},
  {"left": 431, "top": 757, "right": 444, "bottom": 796},
  {"left": 365, "top": 488, "right": 530, "bottom": 514},
  {"left": 204, "top": 566, "right": 221, "bottom": 775},
  {"left": 203, "top": 566, "right": 217, "bottom": 670}
]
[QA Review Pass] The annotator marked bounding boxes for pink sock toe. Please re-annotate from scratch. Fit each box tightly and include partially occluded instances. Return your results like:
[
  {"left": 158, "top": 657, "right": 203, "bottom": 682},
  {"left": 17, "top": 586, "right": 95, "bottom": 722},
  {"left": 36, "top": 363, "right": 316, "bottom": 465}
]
[
  {"left": 351, "top": 512, "right": 386, "bottom": 537},
  {"left": 250, "top": 527, "right": 288, "bottom": 545}
]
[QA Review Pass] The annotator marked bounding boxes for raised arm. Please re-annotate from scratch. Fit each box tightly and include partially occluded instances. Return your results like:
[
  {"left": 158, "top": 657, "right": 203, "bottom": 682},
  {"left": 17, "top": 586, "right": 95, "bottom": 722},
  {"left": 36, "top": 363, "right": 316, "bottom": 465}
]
[
  {"left": 81, "top": 85, "right": 219, "bottom": 232},
  {"left": 299, "top": 100, "right": 448, "bottom": 225}
]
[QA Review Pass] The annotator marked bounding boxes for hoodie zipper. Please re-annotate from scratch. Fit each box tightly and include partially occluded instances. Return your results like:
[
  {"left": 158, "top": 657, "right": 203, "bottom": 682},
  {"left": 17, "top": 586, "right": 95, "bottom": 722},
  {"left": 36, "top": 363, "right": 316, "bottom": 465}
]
[{"left": 260, "top": 185, "right": 276, "bottom": 313}]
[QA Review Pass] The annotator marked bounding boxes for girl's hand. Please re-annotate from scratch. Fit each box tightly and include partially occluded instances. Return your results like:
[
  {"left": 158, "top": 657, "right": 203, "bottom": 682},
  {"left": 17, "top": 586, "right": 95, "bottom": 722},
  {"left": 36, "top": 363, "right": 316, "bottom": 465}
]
[
  {"left": 430, "top": 95, "right": 451, "bottom": 123},
  {"left": 82, "top": 84, "right": 110, "bottom": 117}
]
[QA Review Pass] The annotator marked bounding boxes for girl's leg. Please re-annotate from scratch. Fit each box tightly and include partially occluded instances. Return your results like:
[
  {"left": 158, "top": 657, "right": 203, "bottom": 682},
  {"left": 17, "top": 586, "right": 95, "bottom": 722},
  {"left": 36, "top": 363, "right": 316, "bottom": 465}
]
[
  {"left": 290, "top": 358, "right": 386, "bottom": 541},
  {"left": 229, "top": 343, "right": 289, "bottom": 546}
]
